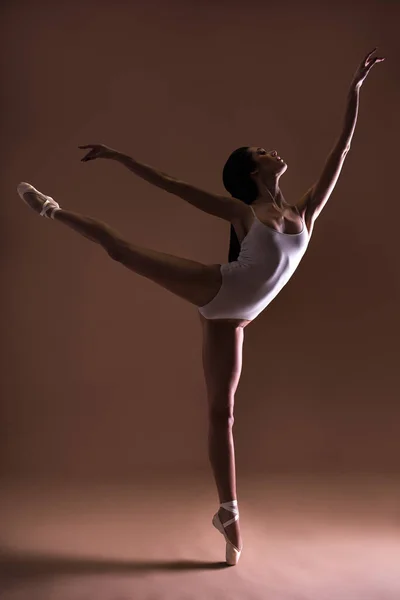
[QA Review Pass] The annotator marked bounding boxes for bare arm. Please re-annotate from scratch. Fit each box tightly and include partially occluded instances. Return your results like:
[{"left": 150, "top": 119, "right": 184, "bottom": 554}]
[
  {"left": 79, "top": 145, "right": 246, "bottom": 223},
  {"left": 296, "top": 48, "right": 385, "bottom": 222},
  {"left": 295, "top": 89, "right": 358, "bottom": 221}
]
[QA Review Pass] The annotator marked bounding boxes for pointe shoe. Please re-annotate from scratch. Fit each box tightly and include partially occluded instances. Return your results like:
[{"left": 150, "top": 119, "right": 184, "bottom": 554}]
[
  {"left": 212, "top": 500, "right": 242, "bottom": 565},
  {"left": 17, "top": 182, "right": 61, "bottom": 219}
]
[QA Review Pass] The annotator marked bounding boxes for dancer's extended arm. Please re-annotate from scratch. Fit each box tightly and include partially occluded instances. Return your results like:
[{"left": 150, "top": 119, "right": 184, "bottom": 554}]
[
  {"left": 78, "top": 144, "right": 246, "bottom": 223},
  {"left": 296, "top": 48, "right": 385, "bottom": 222}
]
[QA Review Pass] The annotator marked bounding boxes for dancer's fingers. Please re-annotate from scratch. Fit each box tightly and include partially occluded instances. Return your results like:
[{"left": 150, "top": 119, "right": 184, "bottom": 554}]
[{"left": 364, "top": 48, "right": 377, "bottom": 65}]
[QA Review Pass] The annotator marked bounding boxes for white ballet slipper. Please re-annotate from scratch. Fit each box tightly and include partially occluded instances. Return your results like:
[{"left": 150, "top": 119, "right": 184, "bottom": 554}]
[
  {"left": 17, "top": 182, "right": 61, "bottom": 219},
  {"left": 212, "top": 500, "right": 242, "bottom": 565}
]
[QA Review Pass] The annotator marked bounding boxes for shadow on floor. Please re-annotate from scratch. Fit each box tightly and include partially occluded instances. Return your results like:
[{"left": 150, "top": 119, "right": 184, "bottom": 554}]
[{"left": 0, "top": 548, "right": 229, "bottom": 581}]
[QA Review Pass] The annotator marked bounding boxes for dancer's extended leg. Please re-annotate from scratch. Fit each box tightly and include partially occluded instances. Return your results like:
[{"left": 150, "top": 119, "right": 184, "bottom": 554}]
[{"left": 16, "top": 183, "right": 222, "bottom": 308}]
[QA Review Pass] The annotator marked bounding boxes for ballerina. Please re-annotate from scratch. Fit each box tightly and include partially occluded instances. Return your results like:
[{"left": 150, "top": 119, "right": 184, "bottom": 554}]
[{"left": 16, "top": 48, "right": 384, "bottom": 565}]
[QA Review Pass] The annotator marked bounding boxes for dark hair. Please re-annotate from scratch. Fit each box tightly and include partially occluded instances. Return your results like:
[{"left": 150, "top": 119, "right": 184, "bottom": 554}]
[{"left": 222, "top": 147, "right": 258, "bottom": 262}]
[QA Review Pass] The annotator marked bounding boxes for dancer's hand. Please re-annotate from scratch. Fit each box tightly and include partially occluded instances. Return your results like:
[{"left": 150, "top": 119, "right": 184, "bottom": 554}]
[
  {"left": 350, "top": 48, "right": 385, "bottom": 90},
  {"left": 79, "top": 144, "right": 118, "bottom": 162}
]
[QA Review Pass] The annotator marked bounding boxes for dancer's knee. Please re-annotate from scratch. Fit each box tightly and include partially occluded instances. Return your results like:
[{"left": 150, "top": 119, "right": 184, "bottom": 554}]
[
  {"left": 209, "top": 399, "right": 235, "bottom": 423},
  {"left": 105, "top": 237, "right": 126, "bottom": 262}
]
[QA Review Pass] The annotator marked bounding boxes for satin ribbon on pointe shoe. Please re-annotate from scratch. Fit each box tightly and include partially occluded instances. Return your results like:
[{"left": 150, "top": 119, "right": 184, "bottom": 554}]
[{"left": 212, "top": 500, "right": 242, "bottom": 565}]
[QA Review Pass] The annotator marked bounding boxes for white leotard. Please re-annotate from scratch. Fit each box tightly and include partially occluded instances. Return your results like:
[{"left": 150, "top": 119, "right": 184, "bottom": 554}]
[{"left": 198, "top": 205, "right": 310, "bottom": 321}]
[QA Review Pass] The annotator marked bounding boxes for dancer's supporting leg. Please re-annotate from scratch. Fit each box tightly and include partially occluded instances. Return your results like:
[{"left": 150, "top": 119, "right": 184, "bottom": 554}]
[{"left": 200, "top": 314, "right": 244, "bottom": 552}]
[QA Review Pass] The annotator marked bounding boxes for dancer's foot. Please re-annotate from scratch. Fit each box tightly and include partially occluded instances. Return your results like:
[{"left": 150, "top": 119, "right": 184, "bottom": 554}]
[
  {"left": 212, "top": 500, "right": 243, "bottom": 565},
  {"left": 17, "top": 183, "right": 60, "bottom": 218},
  {"left": 218, "top": 506, "right": 243, "bottom": 551}
]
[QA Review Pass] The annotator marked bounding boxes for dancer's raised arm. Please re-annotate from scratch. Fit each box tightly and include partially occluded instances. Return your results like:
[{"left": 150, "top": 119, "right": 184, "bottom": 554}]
[
  {"left": 296, "top": 48, "right": 385, "bottom": 223},
  {"left": 79, "top": 144, "right": 246, "bottom": 223}
]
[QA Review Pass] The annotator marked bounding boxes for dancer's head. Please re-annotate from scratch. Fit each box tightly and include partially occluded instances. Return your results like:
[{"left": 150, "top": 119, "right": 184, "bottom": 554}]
[
  {"left": 223, "top": 146, "right": 287, "bottom": 205},
  {"left": 223, "top": 146, "right": 288, "bottom": 262}
]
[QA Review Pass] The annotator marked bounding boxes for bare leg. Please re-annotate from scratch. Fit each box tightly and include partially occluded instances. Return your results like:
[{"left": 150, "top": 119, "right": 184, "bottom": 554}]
[
  {"left": 50, "top": 208, "right": 222, "bottom": 308},
  {"left": 57, "top": 208, "right": 243, "bottom": 550},
  {"left": 200, "top": 314, "right": 245, "bottom": 551},
  {"left": 18, "top": 184, "right": 242, "bottom": 551}
]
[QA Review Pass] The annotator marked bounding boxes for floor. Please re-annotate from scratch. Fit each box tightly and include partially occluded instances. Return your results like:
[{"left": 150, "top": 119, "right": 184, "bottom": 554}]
[{"left": 1, "top": 471, "right": 399, "bottom": 600}]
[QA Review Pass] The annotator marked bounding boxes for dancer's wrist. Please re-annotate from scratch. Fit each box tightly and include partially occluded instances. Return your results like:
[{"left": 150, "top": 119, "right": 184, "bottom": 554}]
[{"left": 109, "top": 150, "right": 125, "bottom": 161}]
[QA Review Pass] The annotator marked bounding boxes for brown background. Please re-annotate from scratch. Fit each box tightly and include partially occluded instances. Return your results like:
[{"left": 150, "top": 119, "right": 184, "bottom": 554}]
[{"left": 1, "top": 0, "right": 399, "bottom": 483}]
